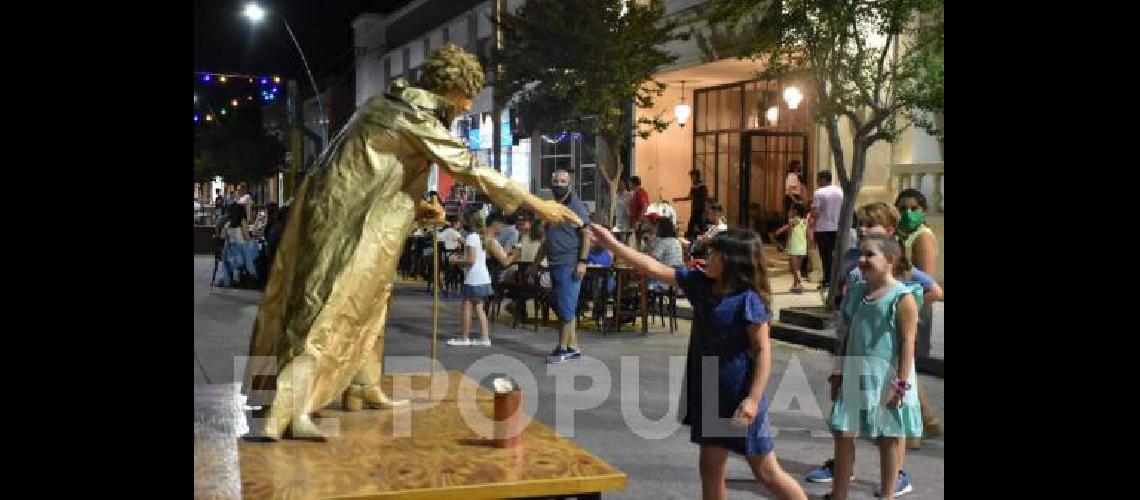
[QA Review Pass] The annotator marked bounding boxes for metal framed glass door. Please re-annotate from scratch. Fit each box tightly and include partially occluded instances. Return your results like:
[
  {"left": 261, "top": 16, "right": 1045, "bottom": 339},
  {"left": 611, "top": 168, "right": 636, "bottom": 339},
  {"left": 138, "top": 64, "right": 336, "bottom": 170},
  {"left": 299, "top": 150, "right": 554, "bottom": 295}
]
[{"left": 740, "top": 132, "right": 809, "bottom": 233}]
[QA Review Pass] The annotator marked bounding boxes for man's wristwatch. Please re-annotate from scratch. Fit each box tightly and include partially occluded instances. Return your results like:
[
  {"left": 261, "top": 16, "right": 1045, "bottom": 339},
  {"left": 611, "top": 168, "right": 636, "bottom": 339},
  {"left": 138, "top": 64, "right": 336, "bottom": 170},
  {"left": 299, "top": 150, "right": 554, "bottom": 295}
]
[{"left": 578, "top": 258, "right": 588, "bottom": 264}]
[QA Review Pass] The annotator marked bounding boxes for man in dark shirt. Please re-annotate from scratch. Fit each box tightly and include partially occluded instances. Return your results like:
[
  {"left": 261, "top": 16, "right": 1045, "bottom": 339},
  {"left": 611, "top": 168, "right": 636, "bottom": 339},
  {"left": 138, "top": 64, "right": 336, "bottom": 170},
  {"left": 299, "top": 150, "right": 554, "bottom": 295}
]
[
  {"left": 673, "top": 169, "right": 708, "bottom": 239},
  {"left": 532, "top": 169, "right": 591, "bottom": 363}
]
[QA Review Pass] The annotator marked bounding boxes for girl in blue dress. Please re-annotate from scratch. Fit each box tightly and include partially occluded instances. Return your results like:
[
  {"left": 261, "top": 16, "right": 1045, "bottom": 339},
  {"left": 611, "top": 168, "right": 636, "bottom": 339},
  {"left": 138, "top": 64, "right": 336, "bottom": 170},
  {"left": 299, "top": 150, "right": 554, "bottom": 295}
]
[{"left": 588, "top": 225, "right": 806, "bottom": 500}]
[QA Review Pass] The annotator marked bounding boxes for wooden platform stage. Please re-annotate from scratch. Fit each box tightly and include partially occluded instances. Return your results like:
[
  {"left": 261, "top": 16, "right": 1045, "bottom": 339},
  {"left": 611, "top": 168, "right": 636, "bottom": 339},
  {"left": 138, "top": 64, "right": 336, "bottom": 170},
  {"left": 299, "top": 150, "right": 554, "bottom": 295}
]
[{"left": 195, "top": 370, "right": 627, "bottom": 499}]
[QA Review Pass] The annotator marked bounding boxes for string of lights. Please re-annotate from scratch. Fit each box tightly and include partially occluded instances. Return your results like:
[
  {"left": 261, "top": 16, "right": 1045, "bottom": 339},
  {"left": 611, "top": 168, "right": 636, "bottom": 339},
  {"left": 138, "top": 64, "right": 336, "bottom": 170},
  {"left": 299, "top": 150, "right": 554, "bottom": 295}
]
[
  {"left": 195, "top": 71, "right": 282, "bottom": 84},
  {"left": 194, "top": 71, "right": 285, "bottom": 125}
]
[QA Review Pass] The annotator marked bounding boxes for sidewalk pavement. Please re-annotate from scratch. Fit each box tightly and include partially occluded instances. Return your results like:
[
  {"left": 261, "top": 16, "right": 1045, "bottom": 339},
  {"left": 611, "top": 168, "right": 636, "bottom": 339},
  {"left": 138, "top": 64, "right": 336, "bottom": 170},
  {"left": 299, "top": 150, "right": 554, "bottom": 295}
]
[{"left": 195, "top": 256, "right": 944, "bottom": 499}]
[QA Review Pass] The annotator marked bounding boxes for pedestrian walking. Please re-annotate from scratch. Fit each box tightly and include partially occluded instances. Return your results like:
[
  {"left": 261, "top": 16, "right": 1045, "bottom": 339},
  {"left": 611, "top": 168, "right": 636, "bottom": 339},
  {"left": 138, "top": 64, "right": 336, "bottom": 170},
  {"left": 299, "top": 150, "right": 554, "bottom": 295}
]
[{"left": 588, "top": 224, "right": 807, "bottom": 500}]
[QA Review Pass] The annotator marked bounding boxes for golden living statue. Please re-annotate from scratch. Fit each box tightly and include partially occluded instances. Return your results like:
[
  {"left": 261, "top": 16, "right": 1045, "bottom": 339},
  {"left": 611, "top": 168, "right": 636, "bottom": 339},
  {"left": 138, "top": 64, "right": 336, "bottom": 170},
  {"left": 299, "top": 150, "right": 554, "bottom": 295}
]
[{"left": 242, "top": 44, "right": 582, "bottom": 441}]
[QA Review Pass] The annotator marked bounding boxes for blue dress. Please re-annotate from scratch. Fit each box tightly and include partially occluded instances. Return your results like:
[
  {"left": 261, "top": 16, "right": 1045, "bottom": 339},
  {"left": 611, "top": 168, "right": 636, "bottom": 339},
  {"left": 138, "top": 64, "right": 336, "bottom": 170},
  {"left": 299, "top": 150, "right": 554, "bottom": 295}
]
[{"left": 675, "top": 267, "right": 775, "bottom": 456}]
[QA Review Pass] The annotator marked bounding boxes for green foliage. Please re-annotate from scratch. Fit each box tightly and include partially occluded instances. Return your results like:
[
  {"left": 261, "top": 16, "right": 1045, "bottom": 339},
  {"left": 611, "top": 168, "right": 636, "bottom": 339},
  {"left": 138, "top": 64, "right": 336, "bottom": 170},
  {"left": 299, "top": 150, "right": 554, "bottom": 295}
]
[
  {"left": 699, "top": 0, "right": 943, "bottom": 308},
  {"left": 194, "top": 107, "right": 286, "bottom": 184},
  {"left": 494, "top": 0, "right": 688, "bottom": 186},
  {"left": 700, "top": 0, "right": 944, "bottom": 148}
]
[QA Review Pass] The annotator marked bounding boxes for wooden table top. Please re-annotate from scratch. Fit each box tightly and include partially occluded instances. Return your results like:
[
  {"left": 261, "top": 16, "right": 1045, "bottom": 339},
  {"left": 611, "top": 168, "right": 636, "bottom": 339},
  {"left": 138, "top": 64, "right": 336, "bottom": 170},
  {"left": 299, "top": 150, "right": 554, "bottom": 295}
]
[{"left": 237, "top": 370, "right": 627, "bottom": 499}]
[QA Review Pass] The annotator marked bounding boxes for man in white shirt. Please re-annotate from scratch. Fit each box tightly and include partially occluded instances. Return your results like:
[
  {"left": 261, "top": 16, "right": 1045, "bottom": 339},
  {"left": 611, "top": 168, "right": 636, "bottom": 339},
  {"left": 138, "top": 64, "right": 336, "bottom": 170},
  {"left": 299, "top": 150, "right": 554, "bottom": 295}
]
[
  {"left": 647, "top": 199, "right": 677, "bottom": 226},
  {"left": 811, "top": 170, "right": 844, "bottom": 288},
  {"left": 439, "top": 216, "right": 463, "bottom": 252},
  {"left": 680, "top": 201, "right": 726, "bottom": 257},
  {"left": 697, "top": 202, "right": 727, "bottom": 244}
]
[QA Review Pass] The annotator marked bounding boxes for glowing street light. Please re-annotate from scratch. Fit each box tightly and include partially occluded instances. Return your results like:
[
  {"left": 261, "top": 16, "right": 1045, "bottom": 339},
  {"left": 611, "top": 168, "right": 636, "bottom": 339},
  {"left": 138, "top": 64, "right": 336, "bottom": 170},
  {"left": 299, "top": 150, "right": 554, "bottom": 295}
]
[
  {"left": 242, "top": 2, "right": 327, "bottom": 148},
  {"left": 242, "top": 3, "right": 266, "bottom": 22},
  {"left": 674, "top": 81, "right": 691, "bottom": 128},
  {"left": 783, "top": 86, "right": 803, "bottom": 110}
]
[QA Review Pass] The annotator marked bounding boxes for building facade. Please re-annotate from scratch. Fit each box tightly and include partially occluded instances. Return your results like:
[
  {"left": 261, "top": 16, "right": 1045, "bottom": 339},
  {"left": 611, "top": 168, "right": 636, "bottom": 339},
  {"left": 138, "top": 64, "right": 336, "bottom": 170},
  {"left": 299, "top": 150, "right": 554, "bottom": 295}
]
[
  {"left": 634, "top": 0, "right": 944, "bottom": 280},
  {"left": 352, "top": 0, "right": 613, "bottom": 216},
  {"left": 351, "top": 0, "right": 943, "bottom": 280}
]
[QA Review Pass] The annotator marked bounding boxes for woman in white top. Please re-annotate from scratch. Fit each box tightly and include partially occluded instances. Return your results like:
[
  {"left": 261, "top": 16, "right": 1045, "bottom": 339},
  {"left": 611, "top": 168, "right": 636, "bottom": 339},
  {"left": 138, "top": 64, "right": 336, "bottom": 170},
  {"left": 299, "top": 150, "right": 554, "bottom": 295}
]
[
  {"left": 649, "top": 218, "right": 684, "bottom": 267},
  {"left": 648, "top": 217, "right": 684, "bottom": 291},
  {"left": 518, "top": 222, "right": 544, "bottom": 263},
  {"left": 483, "top": 219, "right": 518, "bottom": 283},
  {"left": 216, "top": 203, "right": 252, "bottom": 286},
  {"left": 448, "top": 212, "right": 496, "bottom": 346},
  {"left": 500, "top": 219, "right": 544, "bottom": 283}
]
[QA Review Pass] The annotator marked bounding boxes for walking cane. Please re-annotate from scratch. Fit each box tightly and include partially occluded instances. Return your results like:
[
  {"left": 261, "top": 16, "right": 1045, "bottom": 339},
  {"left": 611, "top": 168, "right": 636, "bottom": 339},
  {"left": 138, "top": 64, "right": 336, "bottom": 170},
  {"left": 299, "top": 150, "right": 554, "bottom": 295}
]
[{"left": 431, "top": 224, "right": 440, "bottom": 385}]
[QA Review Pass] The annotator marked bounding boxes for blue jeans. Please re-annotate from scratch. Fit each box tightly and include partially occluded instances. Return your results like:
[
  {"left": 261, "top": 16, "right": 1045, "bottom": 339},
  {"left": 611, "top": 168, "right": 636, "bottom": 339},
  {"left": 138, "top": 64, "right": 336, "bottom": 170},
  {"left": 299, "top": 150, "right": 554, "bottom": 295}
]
[{"left": 549, "top": 264, "right": 583, "bottom": 323}]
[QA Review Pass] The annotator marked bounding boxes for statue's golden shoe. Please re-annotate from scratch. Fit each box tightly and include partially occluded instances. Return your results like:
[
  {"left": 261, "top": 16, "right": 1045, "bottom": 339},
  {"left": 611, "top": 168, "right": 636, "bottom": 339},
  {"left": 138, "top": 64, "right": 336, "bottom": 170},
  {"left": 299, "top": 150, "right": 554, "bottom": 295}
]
[
  {"left": 285, "top": 414, "right": 328, "bottom": 442},
  {"left": 342, "top": 384, "right": 409, "bottom": 410},
  {"left": 363, "top": 384, "right": 409, "bottom": 408}
]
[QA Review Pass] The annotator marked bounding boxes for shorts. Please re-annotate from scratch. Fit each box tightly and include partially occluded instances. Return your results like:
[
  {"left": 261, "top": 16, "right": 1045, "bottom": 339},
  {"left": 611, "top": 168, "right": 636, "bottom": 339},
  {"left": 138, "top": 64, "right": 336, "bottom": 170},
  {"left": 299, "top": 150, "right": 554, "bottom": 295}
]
[
  {"left": 461, "top": 283, "right": 493, "bottom": 300},
  {"left": 549, "top": 264, "right": 583, "bottom": 323}
]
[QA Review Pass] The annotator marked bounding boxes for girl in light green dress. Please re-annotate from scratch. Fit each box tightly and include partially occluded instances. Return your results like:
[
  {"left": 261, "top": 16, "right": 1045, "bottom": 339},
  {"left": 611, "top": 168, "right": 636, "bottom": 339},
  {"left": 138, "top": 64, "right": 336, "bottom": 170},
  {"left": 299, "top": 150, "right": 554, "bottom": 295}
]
[
  {"left": 825, "top": 234, "right": 922, "bottom": 500},
  {"left": 771, "top": 203, "right": 809, "bottom": 294}
]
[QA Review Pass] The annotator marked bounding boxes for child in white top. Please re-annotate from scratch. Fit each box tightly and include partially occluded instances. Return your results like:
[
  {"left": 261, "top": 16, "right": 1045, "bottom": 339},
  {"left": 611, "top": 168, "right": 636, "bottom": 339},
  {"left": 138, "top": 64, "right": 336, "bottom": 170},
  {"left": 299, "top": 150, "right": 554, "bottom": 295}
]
[{"left": 448, "top": 212, "right": 495, "bottom": 346}]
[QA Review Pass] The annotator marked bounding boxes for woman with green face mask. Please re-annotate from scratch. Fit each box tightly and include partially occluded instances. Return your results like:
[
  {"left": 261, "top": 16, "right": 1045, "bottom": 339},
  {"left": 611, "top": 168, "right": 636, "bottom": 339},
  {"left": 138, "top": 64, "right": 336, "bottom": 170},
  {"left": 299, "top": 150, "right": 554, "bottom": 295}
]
[{"left": 894, "top": 189, "right": 937, "bottom": 276}]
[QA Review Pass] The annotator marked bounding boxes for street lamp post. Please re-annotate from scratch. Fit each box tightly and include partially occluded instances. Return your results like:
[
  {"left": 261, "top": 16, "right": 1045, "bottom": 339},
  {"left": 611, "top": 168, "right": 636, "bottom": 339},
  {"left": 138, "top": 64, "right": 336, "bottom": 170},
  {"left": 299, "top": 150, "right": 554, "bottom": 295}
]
[{"left": 243, "top": 2, "right": 328, "bottom": 149}]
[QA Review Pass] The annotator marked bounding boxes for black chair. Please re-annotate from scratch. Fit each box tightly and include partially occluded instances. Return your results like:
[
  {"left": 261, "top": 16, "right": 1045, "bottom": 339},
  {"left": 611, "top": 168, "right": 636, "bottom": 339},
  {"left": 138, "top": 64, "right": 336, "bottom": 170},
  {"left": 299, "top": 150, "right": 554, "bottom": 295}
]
[
  {"left": 648, "top": 284, "right": 679, "bottom": 333},
  {"left": 508, "top": 264, "right": 550, "bottom": 332},
  {"left": 441, "top": 249, "right": 464, "bottom": 297},
  {"left": 398, "top": 237, "right": 416, "bottom": 279},
  {"left": 484, "top": 259, "right": 506, "bottom": 324},
  {"left": 577, "top": 267, "right": 617, "bottom": 336},
  {"left": 613, "top": 278, "right": 643, "bottom": 331}
]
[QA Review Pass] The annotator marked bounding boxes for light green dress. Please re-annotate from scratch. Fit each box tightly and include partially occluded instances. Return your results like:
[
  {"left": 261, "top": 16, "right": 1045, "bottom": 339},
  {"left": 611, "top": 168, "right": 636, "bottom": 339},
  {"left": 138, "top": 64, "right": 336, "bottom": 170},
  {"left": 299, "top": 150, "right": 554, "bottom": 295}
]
[
  {"left": 828, "top": 280, "right": 924, "bottom": 438},
  {"left": 786, "top": 217, "right": 808, "bottom": 256}
]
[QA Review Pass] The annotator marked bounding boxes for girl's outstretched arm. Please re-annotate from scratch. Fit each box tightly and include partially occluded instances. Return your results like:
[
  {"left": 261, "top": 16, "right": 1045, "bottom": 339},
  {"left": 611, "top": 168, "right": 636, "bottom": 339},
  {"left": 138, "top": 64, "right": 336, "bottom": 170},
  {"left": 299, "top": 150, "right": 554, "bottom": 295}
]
[{"left": 587, "top": 223, "right": 677, "bottom": 286}]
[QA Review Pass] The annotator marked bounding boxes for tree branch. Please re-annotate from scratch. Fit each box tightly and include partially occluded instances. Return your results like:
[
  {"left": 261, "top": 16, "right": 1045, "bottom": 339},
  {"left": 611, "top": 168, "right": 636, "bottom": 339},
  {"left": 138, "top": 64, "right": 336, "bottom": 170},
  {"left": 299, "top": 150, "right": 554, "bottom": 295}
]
[
  {"left": 873, "top": 32, "right": 895, "bottom": 107},
  {"left": 854, "top": 107, "right": 888, "bottom": 139},
  {"left": 842, "top": 109, "right": 862, "bottom": 132},
  {"left": 824, "top": 114, "right": 851, "bottom": 191}
]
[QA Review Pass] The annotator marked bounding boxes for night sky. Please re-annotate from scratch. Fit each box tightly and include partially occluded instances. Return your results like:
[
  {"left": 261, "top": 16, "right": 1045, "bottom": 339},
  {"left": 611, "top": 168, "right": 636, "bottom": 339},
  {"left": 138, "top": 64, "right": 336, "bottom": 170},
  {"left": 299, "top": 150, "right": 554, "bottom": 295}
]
[{"left": 194, "top": 0, "right": 411, "bottom": 83}]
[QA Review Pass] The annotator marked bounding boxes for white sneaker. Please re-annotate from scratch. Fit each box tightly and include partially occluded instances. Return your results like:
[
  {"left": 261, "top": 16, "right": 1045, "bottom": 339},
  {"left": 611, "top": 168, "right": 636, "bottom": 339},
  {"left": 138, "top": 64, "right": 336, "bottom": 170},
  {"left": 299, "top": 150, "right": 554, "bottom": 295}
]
[
  {"left": 446, "top": 338, "right": 471, "bottom": 346},
  {"left": 471, "top": 338, "right": 492, "bottom": 347}
]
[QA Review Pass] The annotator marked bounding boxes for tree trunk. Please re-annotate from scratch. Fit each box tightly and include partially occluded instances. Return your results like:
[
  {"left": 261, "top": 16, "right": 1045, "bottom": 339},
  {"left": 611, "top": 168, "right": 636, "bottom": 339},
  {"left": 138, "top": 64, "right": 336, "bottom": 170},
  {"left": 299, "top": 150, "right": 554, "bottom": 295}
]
[
  {"left": 599, "top": 133, "right": 625, "bottom": 227},
  {"left": 824, "top": 140, "right": 866, "bottom": 311},
  {"left": 825, "top": 117, "right": 851, "bottom": 192},
  {"left": 935, "top": 111, "right": 944, "bottom": 160}
]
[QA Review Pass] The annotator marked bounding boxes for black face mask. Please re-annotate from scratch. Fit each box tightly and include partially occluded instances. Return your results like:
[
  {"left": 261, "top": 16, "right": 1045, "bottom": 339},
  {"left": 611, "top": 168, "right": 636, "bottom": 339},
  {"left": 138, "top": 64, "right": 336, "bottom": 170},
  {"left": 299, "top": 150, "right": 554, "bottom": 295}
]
[{"left": 551, "top": 186, "right": 569, "bottom": 202}]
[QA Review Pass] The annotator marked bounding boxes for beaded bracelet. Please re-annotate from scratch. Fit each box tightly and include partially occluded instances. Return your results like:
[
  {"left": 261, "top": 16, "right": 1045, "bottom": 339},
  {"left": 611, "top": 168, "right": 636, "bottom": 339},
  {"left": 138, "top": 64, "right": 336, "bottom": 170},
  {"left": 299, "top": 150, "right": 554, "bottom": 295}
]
[{"left": 892, "top": 378, "right": 912, "bottom": 396}]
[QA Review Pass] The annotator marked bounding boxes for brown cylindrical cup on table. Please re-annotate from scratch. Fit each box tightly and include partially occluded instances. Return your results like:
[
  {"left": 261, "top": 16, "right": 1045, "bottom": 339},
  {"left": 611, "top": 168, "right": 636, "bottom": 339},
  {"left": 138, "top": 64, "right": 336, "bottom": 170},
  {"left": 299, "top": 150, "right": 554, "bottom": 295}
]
[{"left": 492, "top": 382, "right": 523, "bottom": 448}]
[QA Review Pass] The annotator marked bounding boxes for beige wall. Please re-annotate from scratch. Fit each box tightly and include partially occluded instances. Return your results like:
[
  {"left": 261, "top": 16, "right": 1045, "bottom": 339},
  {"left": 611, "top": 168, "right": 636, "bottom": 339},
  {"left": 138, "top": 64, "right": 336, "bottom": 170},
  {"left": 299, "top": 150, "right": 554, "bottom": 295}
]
[
  {"left": 633, "top": 84, "right": 696, "bottom": 229},
  {"left": 635, "top": 85, "right": 944, "bottom": 282}
]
